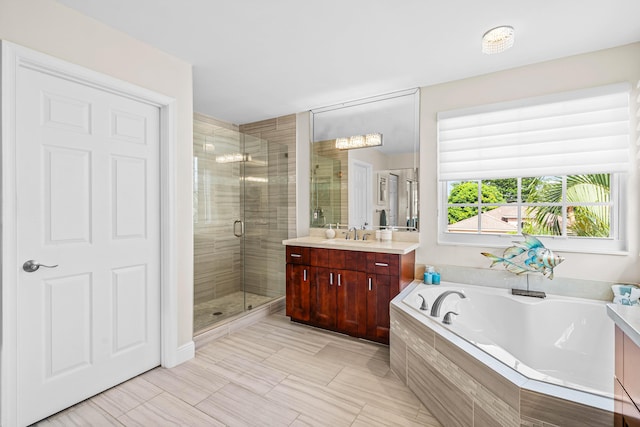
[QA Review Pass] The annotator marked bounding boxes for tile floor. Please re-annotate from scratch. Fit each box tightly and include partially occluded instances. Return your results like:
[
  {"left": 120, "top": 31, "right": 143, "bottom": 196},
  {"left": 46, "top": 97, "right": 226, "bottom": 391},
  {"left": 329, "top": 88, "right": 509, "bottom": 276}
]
[{"left": 34, "top": 312, "right": 441, "bottom": 426}]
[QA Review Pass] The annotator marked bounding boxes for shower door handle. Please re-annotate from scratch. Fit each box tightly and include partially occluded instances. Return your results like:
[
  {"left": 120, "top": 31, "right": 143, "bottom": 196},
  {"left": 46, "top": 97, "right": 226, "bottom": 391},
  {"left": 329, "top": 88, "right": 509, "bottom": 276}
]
[{"left": 233, "top": 220, "right": 244, "bottom": 237}]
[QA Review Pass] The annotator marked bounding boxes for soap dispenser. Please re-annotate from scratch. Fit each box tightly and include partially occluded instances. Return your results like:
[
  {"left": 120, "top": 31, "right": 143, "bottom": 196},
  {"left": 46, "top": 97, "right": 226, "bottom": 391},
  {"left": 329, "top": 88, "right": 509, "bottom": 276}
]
[{"left": 325, "top": 224, "right": 336, "bottom": 239}]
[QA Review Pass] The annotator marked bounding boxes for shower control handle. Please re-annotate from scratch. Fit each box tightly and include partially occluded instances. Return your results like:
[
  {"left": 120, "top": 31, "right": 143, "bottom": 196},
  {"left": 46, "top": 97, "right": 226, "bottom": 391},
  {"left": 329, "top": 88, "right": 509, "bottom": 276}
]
[{"left": 23, "top": 260, "right": 58, "bottom": 273}]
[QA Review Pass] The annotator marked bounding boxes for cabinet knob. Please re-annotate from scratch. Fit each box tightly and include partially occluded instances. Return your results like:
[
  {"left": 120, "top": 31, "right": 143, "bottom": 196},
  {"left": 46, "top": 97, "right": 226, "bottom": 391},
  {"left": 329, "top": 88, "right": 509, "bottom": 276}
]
[
  {"left": 330, "top": 273, "right": 334, "bottom": 285},
  {"left": 303, "top": 269, "right": 307, "bottom": 281},
  {"left": 338, "top": 274, "right": 341, "bottom": 286},
  {"left": 368, "top": 277, "right": 372, "bottom": 291}
]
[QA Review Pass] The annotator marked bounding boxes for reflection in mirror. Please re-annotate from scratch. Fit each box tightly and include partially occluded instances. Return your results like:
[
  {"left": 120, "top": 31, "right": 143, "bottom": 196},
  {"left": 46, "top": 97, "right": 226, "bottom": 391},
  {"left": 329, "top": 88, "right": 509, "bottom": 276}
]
[{"left": 310, "top": 89, "right": 419, "bottom": 231}]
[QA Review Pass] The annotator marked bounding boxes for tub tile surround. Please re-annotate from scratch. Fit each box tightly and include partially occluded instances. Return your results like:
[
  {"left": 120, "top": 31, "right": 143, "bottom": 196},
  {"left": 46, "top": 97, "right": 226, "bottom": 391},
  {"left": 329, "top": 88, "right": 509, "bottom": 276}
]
[
  {"left": 390, "top": 287, "right": 614, "bottom": 427},
  {"left": 418, "top": 264, "right": 619, "bottom": 302}
]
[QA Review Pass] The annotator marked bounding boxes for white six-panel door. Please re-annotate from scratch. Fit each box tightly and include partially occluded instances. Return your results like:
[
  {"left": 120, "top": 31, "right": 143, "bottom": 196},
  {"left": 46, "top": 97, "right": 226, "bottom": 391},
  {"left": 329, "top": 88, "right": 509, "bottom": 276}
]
[{"left": 15, "top": 58, "right": 161, "bottom": 425}]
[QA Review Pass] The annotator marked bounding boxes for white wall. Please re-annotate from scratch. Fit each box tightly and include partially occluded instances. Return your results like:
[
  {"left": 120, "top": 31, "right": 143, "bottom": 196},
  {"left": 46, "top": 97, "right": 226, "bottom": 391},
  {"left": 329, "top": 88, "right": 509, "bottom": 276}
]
[
  {"left": 419, "top": 42, "right": 640, "bottom": 284},
  {"left": 0, "top": 0, "right": 194, "bottom": 346}
]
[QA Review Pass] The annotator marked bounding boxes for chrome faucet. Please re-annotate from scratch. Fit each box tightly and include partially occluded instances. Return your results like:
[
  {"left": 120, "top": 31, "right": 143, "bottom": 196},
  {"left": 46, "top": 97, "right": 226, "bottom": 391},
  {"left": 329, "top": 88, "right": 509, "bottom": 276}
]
[
  {"left": 348, "top": 226, "right": 358, "bottom": 240},
  {"left": 430, "top": 291, "right": 466, "bottom": 317}
]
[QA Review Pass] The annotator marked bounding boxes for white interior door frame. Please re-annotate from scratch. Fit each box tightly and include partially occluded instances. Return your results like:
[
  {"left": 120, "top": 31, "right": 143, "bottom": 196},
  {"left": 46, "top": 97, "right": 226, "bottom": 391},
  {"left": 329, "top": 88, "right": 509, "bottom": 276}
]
[
  {"left": 348, "top": 157, "right": 373, "bottom": 228},
  {"left": 1, "top": 41, "right": 186, "bottom": 426}
]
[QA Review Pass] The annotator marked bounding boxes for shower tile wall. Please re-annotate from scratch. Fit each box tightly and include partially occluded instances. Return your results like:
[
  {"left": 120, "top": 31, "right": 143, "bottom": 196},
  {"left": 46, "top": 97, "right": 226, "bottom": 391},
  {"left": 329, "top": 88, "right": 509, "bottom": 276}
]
[
  {"left": 240, "top": 115, "right": 296, "bottom": 298},
  {"left": 312, "top": 140, "right": 348, "bottom": 226},
  {"left": 193, "top": 113, "right": 243, "bottom": 306}
]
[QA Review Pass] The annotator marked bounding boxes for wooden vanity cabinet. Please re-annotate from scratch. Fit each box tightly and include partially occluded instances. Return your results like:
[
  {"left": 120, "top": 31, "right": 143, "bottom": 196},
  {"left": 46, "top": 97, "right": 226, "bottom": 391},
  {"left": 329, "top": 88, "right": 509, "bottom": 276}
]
[
  {"left": 615, "top": 325, "right": 640, "bottom": 427},
  {"left": 285, "top": 245, "right": 415, "bottom": 344},
  {"left": 285, "top": 246, "right": 311, "bottom": 322}
]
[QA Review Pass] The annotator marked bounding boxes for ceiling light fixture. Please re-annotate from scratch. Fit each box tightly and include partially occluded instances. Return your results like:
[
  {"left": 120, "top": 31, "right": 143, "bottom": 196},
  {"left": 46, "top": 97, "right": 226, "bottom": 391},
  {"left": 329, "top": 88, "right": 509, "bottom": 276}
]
[
  {"left": 482, "top": 26, "right": 515, "bottom": 54},
  {"left": 335, "top": 133, "right": 383, "bottom": 150}
]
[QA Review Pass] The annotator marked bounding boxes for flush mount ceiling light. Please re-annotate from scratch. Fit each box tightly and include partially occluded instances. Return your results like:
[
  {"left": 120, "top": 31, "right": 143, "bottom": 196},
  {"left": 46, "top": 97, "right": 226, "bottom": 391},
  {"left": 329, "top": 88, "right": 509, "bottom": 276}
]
[
  {"left": 335, "top": 133, "right": 383, "bottom": 150},
  {"left": 482, "top": 25, "right": 515, "bottom": 54}
]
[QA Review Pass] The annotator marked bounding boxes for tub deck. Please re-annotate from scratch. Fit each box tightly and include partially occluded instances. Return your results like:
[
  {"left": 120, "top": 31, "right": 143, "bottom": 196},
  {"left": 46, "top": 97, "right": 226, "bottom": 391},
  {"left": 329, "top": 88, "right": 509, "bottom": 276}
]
[{"left": 390, "top": 281, "right": 614, "bottom": 427}]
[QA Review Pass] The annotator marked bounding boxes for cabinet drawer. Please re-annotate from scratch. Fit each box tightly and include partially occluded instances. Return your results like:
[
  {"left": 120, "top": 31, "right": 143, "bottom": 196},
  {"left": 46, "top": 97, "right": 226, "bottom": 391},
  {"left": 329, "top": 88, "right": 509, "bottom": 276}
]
[
  {"left": 310, "top": 248, "right": 329, "bottom": 267},
  {"left": 328, "top": 249, "right": 365, "bottom": 270},
  {"left": 286, "top": 246, "right": 310, "bottom": 265},
  {"left": 366, "top": 252, "right": 399, "bottom": 276}
]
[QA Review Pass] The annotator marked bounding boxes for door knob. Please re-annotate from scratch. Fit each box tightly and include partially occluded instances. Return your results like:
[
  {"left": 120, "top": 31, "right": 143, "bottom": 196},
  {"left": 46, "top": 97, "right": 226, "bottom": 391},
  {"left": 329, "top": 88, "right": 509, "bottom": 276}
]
[{"left": 22, "top": 260, "right": 58, "bottom": 273}]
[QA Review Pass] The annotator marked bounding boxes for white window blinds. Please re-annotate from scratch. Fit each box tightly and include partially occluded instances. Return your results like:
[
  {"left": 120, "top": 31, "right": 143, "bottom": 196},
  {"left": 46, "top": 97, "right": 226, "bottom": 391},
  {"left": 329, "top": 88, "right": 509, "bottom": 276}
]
[{"left": 437, "top": 83, "right": 631, "bottom": 181}]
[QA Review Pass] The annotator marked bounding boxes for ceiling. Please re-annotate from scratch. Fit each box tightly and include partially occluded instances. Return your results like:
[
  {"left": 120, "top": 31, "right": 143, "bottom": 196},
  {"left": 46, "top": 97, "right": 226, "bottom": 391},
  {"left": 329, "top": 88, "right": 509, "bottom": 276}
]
[{"left": 54, "top": 0, "right": 640, "bottom": 125}]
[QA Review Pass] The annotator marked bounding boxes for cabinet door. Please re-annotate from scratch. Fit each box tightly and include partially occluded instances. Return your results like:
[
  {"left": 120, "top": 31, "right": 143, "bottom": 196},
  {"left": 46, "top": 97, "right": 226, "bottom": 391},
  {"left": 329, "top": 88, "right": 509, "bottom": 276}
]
[
  {"left": 365, "top": 274, "right": 391, "bottom": 343},
  {"left": 286, "top": 263, "right": 310, "bottom": 322},
  {"left": 624, "top": 334, "right": 640, "bottom": 411},
  {"left": 312, "top": 267, "right": 336, "bottom": 329},
  {"left": 622, "top": 390, "right": 640, "bottom": 427},
  {"left": 336, "top": 270, "right": 365, "bottom": 336}
]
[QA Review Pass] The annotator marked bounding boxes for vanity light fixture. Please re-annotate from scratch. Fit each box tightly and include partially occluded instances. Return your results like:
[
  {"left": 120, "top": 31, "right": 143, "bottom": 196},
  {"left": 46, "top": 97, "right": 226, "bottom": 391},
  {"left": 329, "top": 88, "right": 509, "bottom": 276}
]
[
  {"left": 215, "top": 153, "right": 252, "bottom": 163},
  {"left": 482, "top": 25, "right": 515, "bottom": 54},
  {"left": 335, "top": 133, "right": 383, "bottom": 150}
]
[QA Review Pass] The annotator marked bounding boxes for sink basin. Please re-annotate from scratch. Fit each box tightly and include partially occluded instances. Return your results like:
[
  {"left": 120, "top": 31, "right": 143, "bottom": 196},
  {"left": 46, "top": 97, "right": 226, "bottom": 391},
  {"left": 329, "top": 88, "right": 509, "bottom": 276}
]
[{"left": 321, "top": 239, "right": 374, "bottom": 245}]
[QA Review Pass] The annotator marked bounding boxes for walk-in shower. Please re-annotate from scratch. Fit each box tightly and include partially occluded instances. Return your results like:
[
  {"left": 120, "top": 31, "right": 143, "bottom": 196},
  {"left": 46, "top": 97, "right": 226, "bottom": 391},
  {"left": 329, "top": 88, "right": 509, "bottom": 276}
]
[{"left": 193, "top": 115, "right": 288, "bottom": 335}]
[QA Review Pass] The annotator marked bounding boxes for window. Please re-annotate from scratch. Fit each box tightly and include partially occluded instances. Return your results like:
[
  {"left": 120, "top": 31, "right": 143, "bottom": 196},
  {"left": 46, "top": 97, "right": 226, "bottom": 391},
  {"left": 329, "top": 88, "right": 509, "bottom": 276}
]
[{"left": 437, "top": 84, "right": 631, "bottom": 253}]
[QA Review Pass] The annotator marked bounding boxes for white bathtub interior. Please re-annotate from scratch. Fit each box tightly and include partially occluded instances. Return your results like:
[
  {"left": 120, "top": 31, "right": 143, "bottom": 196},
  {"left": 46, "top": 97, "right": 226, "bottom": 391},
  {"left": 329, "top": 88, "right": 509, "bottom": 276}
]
[{"left": 401, "top": 282, "right": 614, "bottom": 399}]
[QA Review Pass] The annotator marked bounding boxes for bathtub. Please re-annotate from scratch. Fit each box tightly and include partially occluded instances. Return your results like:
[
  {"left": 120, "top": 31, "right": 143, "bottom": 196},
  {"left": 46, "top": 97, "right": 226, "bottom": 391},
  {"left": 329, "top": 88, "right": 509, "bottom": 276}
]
[{"left": 390, "top": 281, "right": 614, "bottom": 426}]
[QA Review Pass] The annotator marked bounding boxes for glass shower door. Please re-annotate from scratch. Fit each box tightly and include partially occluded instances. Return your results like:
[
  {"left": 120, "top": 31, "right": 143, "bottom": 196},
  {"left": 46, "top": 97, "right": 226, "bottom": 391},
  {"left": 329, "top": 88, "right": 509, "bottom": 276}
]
[
  {"left": 241, "top": 133, "right": 288, "bottom": 310},
  {"left": 193, "top": 120, "right": 288, "bottom": 335}
]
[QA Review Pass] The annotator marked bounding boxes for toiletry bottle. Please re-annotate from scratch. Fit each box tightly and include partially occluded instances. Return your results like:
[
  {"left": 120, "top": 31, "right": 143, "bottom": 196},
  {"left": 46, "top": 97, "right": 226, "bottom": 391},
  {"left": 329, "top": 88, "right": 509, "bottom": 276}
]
[
  {"left": 432, "top": 271, "right": 441, "bottom": 285},
  {"left": 325, "top": 224, "right": 336, "bottom": 239},
  {"left": 424, "top": 266, "right": 433, "bottom": 284}
]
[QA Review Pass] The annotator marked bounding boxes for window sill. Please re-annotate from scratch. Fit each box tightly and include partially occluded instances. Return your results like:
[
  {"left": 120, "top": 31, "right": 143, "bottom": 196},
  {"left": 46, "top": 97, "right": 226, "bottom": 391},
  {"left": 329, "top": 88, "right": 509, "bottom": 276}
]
[{"left": 437, "top": 233, "right": 629, "bottom": 256}]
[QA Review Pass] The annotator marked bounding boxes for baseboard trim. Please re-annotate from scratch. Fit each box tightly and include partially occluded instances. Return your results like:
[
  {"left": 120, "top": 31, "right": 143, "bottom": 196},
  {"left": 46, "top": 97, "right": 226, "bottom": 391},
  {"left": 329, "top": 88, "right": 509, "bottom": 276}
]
[{"left": 166, "top": 341, "right": 195, "bottom": 368}]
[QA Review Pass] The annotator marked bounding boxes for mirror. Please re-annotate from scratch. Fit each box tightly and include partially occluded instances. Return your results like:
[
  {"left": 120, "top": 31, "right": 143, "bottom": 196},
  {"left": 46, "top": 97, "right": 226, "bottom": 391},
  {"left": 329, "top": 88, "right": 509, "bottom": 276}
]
[{"left": 310, "top": 89, "right": 419, "bottom": 231}]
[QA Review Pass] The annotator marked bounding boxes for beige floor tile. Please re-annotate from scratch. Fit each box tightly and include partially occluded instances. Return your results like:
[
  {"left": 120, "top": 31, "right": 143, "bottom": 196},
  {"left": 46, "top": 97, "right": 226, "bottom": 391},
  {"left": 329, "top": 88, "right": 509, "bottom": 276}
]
[
  {"left": 264, "top": 375, "right": 363, "bottom": 427},
  {"left": 90, "top": 376, "right": 163, "bottom": 418},
  {"left": 352, "top": 404, "right": 434, "bottom": 427},
  {"left": 416, "top": 405, "right": 444, "bottom": 426},
  {"left": 263, "top": 347, "right": 343, "bottom": 385},
  {"left": 36, "top": 313, "right": 443, "bottom": 427},
  {"left": 35, "top": 400, "right": 122, "bottom": 426},
  {"left": 262, "top": 327, "right": 330, "bottom": 355},
  {"left": 197, "top": 333, "right": 277, "bottom": 363},
  {"left": 118, "top": 392, "right": 223, "bottom": 426},
  {"left": 196, "top": 383, "right": 299, "bottom": 426},
  {"left": 289, "top": 414, "right": 336, "bottom": 426},
  {"left": 314, "top": 342, "right": 390, "bottom": 377},
  {"left": 203, "top": 353, "right": 288, "bottom": 395},
  {"left": 327, "top": 366, "right": 423, "bottom": 419},
  {"left": 140, "top": 362, "right": 227, "bottom": 406}
]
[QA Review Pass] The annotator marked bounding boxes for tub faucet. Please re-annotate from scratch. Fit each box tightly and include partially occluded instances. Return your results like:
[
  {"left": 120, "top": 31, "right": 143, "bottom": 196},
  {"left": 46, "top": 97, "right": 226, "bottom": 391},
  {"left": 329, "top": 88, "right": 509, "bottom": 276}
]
[
  {"left": 417, "top": 294, "right": 428, "bottom": 311},
  {"left": 430, "top": 291, "right": 466, "bottom": 317}
]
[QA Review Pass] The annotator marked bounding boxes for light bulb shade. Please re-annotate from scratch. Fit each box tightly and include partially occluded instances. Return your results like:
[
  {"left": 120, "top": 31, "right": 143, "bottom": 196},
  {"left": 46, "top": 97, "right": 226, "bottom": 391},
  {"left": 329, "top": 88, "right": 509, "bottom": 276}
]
[
  {"left": 482, "top": 26, "right": 515, "bottom": 54},
  {"left": 335, "top": 133, "right": 383, "bottom": 150}
]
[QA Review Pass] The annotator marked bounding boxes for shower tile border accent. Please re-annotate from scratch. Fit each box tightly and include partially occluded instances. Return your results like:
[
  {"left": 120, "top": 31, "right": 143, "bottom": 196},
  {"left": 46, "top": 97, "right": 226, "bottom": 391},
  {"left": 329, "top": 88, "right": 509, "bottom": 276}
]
[{"left": 390, "top": 304, "right": 613, "bottom": 427}]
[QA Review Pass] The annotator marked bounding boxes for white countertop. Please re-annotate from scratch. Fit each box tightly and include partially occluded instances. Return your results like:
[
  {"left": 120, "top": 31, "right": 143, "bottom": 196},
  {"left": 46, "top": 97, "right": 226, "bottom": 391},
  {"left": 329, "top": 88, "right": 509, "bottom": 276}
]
[
  {"left": 607, "top": 303, "right": 640, "bottom": 348},
  {"left": 282, "top": 236, "right": 419, "bottom": 255}
]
